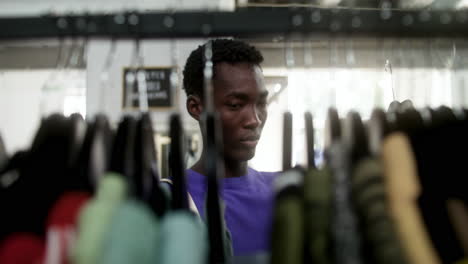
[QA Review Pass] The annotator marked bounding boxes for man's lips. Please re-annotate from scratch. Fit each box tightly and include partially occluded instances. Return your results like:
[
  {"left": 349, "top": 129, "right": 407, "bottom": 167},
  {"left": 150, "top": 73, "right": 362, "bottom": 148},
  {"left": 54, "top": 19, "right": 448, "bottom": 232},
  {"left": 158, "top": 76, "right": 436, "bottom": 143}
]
[
  {"left": 240, "top": 135, "right": 260, "bottom": 148},
  {"left": 241, "top": 135, "right": 260, "bottom": 141}
]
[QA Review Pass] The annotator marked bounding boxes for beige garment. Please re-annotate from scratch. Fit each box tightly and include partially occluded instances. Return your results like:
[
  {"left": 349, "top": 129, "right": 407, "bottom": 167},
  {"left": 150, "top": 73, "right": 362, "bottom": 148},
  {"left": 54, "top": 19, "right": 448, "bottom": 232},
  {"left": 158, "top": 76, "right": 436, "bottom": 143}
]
[{"left": 382, "top": 133, "right": 441, "bottom": 264}]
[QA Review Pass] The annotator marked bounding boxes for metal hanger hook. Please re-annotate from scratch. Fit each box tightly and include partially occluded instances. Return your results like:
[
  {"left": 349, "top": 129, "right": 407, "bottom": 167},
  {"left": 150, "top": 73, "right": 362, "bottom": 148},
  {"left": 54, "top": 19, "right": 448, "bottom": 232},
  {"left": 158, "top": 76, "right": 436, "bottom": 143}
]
[
  {"left": 134, "top": 37, "right": 149, "bottom": 112},
  {"left": 98, "top": 38, "right": 117, "bottom": 112},
  {"left": 285, "top": 38, "right": 295, "bottom": 68},
  {"left": 203, "top": 39, "right": 214, "bottom": 113}
]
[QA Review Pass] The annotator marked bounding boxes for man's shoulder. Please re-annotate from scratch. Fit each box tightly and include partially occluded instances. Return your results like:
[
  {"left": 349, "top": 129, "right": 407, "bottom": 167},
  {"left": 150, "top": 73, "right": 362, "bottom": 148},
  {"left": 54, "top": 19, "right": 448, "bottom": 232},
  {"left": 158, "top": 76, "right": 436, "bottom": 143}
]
[
  {"left": 248, "top": 167, "right": 279, "bottom": 184},
  {"left": 248, "top": 167, "right": 279, "bottom": 175}
]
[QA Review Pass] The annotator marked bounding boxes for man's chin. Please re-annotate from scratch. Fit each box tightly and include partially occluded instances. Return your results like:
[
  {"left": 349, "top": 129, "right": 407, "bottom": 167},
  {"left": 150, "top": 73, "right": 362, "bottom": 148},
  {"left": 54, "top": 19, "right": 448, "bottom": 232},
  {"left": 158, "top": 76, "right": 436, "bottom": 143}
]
[
  {"left": 238, "top": 149, "right": 256, "bottom": 161},
  {"left": 226, "top": 149, "right": 256, "bottom": 162}
]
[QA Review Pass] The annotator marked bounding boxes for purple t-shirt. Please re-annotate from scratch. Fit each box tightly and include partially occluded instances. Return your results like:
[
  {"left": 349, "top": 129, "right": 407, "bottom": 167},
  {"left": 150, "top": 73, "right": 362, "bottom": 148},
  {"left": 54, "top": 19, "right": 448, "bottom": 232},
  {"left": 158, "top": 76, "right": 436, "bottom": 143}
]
[{"left": 186, "top": 167, "right": 277, "bottom": 256}]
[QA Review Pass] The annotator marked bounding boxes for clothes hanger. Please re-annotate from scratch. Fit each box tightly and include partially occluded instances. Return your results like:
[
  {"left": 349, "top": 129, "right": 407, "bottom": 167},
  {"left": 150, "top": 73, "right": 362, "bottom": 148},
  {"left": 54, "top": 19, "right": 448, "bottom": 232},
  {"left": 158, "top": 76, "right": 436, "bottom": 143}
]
[
  {"left": 110, "top": 36, "right": 148, "bottom": 197},
  {"left": 202, "top": 40, "right": 227, "bottom": 264},
  {"left": 135, "top": 113, "right": 168, "bottom": 217},
  {"left": 98, "top": 37, "right": 117, "bottom": 113},
  {"left": 65, "top": 113, "right": 87, "bottom": 190},
  {"left": 324, "top": 107, "right": 341, "bottom": 151},
  {"left": 109, "top": 115, "right": 137, "bottom": 191},
  {"left": 304, "top": 112, "right": 315, "bottom": 169},
  {"left": 431, "top": 105, "right": 457, "bottom": 128},
  {"left": 341, "top": 36, "right": 370, "bottom": 164},
  {"left": 72, "top": 114, "right": 112, "bottom": 193},
  {"left": 131, "top": 36, "right": 156, "bottom": 202},
  {"left": 70, "top": 39, "right": 117, "bottom": 193},
  {"left": 343, "top": 111, "right": 369, "bottom": 166},
  {"left": 387, "top": 100, "right": 401, "bottom": 113},
  {"left": 391, "top": 41, "right": 424, "bottom": 136},
  {"left": 167, "top": 35, "right": 189, "bottom": 211},
  {"left": 367, "top": 108, "right": 389, "bottom": 157},
  {"left": 386, "top": 102, "right": 401, "bottom": 134},
  {"left": 385, "top": 39, "right": 405, "bottom": 133},
  {"left": 303, "top": 33, "right": 315, "bottom": 170},
  {"left": 169, "top": 114, "right": 188, "bottom": 210},
  {"left": 323, "top": 30, "right": 341, "bottom": 151},
  {"left": 417, "top": 41, "right": 437, "bottom": 129},
  {"left": 283, "top": 111, "right": 293, "bottom": 171},
  {"left": 282, "top": 35, "right": 296, "bottom": 171},
  {"left": 395, "top": 105, "right": 425, "bottom": 137},
  {"left": 369, "top": 40, "right": 392, "bottom": 141}
]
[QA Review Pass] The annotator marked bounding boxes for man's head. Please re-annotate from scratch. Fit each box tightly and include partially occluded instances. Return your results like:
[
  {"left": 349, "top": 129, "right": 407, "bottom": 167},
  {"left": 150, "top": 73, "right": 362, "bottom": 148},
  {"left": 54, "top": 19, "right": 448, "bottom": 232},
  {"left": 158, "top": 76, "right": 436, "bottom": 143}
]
[{"left": 183, "top": 39, "right": 268, "bottom": 162}]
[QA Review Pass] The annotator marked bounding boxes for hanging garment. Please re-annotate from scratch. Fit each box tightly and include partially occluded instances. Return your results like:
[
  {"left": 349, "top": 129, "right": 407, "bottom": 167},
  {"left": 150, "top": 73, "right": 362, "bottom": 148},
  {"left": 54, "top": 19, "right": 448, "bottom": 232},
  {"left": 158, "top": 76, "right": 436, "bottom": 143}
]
[
  {"left": 231, "top": 253, "right": 270, "bottom": 264},
  {"left": 447, "top": 199, "right": 468, "bottom": 256},
  {"left": 351, "top": 158, "right": 407, "bottom": 264},
  {"left": 0, "top": 233, "right": 45, "bottom": 264},
  {"left": 409, "top": 117, "right": 467, "bottom": 264},
  {"left": 160, "top": 178, "right": 200, "bottom": 215},
  {"left": 158, "top": 211, "right": 207, "bottom": 264},
  {"left": 44, "top": 191, "right": 91, "bottom": 264},
  {"left": 100, "top": 199, "right": 159, "bottom": 264},
  {"left": 303, "top": 167, "right": 332, "bottom": 264},
  {"left": 72, "top": 114, "right": 113, "bottom": 193},
  {"left": 327, "top": 142, "right": 363, "bottom": 264},
  {"left": 0, "top": 114, "right": 86, "bottom": 241},
  {"left": 381, "top": 133, "right": 441, "bottom": 264},
  {"left": 186, "top": 167, "right": 276, "bottom": 256},
  {"left": 270, "top": 169, "right": 304, "bottom": 264},
  {"left": 206, "top": 196, "right": 233, "bottom": 263},
  {"left": 72, "top": 173, "right": 127, "bottom": 264}
]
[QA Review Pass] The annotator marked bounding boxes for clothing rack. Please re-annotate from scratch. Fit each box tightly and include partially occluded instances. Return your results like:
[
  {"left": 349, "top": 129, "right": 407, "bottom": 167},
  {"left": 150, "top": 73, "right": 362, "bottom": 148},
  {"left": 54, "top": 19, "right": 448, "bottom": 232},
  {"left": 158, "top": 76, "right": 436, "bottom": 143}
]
[{"left": 1, "top": 7, "right": 468, "bottom": 40}]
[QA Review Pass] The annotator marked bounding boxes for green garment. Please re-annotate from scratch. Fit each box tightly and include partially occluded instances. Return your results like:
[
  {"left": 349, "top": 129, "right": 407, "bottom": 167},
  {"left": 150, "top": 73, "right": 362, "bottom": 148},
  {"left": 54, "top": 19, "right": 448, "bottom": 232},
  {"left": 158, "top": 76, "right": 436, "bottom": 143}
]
[
  {"left": 100, "top": 199, "right": 159, "bottom": 264},
  {"left": 158, "top": 211, "right": 207, "bottom": 264},
  {"left": 352, "top": 158, "right": 407, "bottom": 264},
  {"left": 72, "top": 173, "right": 127, "bottom": 264},
  {"left": 271, "top": 169, "right": 304, "bottom": 264},
  {"left": 304, "top": 167, "right": 332, "bottom": 264}
]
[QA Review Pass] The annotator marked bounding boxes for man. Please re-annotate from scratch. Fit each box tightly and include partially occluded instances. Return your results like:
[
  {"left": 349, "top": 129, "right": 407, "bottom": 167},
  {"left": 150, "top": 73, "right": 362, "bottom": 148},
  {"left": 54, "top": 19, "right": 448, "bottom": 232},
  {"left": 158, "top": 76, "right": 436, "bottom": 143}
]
[{"left": 182, "top": 39, "right": 276, "bottom": 255}]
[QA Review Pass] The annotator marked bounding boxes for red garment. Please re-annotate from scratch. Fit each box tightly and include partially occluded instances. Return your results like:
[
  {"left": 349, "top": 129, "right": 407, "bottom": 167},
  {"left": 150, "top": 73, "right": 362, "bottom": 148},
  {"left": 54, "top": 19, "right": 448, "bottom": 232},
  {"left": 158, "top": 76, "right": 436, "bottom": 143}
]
[
  {"left": 44, "top": 192, "right": 91, "bottom": 264},
  {"left": 46, "top": 192, "right": 91, "bottom": 228},
  {"left": 0, "top": 233, "right": 45, "bottom": 264}
]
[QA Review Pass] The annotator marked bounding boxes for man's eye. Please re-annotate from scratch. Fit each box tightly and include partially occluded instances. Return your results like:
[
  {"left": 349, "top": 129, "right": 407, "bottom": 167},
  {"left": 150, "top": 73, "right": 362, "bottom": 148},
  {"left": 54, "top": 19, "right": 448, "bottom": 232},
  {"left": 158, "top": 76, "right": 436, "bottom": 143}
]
[{"left": 229, "top": 104, "right": 241, "bottom": 109}]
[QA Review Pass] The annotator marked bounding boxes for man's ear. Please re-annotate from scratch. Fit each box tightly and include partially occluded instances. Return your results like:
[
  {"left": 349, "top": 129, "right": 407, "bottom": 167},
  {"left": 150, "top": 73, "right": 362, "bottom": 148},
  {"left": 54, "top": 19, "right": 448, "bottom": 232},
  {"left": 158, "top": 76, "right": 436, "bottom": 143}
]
[{"left": 186, "top": 95, "right": 203, "bottom": 121}]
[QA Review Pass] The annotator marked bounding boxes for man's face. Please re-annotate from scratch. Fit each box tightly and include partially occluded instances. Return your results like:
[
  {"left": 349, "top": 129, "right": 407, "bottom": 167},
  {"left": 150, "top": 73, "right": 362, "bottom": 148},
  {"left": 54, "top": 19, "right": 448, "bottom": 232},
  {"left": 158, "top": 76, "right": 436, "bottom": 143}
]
[{"left": 212, "top": 62, "right": 268, "bottom": 162}]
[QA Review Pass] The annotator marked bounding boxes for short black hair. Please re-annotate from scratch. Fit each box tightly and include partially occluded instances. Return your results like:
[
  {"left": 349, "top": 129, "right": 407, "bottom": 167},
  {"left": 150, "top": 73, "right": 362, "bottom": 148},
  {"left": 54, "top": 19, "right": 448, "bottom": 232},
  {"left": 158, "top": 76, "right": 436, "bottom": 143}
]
[{"left": 182, "top": 39, "right": 264, "bottom": 98}]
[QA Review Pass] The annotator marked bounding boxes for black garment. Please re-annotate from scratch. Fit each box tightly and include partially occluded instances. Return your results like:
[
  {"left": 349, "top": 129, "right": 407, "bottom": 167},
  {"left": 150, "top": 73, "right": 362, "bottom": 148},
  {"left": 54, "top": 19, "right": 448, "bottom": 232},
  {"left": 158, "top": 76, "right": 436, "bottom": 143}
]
[
  {"left": 327, "top": 143, "right": 363, "bottom": 264},
  {"left": 410, "top": 118, "right": 467, "bottom": 263},
  {"left": 352, "top": 158, "right": 408, "bottom": 264}
]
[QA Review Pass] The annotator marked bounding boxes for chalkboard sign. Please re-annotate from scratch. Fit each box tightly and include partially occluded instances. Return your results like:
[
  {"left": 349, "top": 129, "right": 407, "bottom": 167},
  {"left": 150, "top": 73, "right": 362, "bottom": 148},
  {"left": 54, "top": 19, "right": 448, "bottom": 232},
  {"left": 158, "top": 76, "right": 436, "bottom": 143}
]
[{"left": 122, "top": 67, "right": 175, "bottom": 110}]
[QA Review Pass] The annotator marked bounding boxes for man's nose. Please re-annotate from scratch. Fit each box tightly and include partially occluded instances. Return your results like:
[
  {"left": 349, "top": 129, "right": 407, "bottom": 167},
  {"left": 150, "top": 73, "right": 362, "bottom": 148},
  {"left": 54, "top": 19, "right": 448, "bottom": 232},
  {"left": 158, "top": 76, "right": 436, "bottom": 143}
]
[{"left": 244, "top": 106, "right": 261, "bottom": 129}]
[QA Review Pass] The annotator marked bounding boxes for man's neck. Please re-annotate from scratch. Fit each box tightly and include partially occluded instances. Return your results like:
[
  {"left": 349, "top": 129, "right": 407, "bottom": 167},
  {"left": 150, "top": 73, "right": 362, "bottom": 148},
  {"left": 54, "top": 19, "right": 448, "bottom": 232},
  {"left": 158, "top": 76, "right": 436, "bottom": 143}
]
[{"left": 190, "top": 154, "right": 248, "bottom": 178}]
